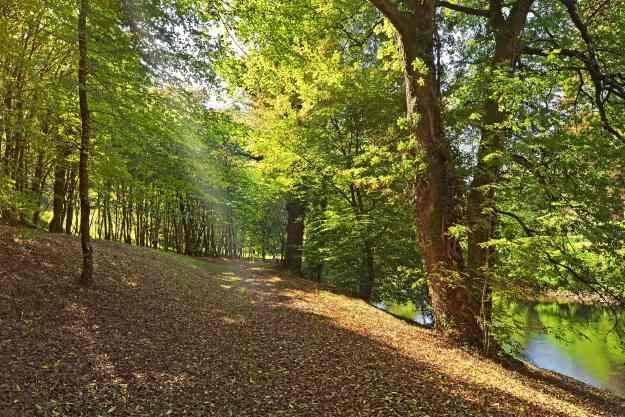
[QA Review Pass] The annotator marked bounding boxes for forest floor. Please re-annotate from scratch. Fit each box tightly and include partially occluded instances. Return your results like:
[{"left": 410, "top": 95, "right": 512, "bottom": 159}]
[{"left": 2, "top": 226, "right": 625, "bottom": 417}]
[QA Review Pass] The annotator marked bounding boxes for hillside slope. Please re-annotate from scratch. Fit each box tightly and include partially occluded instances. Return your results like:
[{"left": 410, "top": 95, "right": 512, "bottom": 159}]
[{"left": 1, "top": 226, "right": 624, "bottom": 417}]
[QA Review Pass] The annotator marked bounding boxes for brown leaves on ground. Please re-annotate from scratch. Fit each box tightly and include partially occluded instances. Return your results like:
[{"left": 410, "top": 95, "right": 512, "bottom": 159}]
[{"left": 1, "top": 226, "right": 624, "bottom": 417}]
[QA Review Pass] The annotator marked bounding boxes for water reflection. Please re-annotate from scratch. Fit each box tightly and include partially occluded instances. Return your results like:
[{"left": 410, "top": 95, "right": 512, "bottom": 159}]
[
  {"left": 375, "top": 301, "right": 434, "bottom": 326},
  {"left": 378, "top": 298, "right": 625, "bottom": 396},
  {"left": 495, "top": 298, "right": 625, "bottom": 396}
]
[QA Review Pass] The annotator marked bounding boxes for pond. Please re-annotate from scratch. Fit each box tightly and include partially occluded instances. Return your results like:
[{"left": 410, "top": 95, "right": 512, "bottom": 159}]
[{"left": 377, "top": 298, "right": 625, "bottom": 396}]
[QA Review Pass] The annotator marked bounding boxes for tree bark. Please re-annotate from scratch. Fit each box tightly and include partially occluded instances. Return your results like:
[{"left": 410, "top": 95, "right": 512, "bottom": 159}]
[
  {"left": 65, "top": 167, "right": 76, "bottom": 234},
  {"left": 77, "top": 0, "right": 93, "bottom": 286},
  {"left": 49, "top": 144, "right": 68, "bottom": 233},
  {"left": 285, "top": 200, "right": 304, "bottom": 275},
  {"left": 465, "top": 0, "right": 534, "bottom": 347},
  {"left": 370, "top": 0, "right": 484, "bottom": 347}
]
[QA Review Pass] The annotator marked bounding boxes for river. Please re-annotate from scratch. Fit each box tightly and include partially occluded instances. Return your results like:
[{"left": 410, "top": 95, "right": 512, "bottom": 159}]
[{"left": 377, "top": 297, "right": 625, "bottom": 396}]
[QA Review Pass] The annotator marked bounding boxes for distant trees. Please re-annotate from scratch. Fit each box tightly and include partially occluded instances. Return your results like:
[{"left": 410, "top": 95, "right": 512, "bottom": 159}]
[
  {"left": 222, "top": 0, "right": 422, "bottom": 300},
  {"left": 285, "top": 199, "right": 304, "bottom": 275},
  {"left": 0, "top": 1, "right": 285, "bottom": 265}
]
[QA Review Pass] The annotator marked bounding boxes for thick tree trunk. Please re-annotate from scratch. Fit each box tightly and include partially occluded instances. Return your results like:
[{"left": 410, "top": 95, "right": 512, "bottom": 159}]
[
  {"left": 371, "top": 0, "right": 485, "bottom": 347},
  {"left": 77, "top": 0, "right": 93, "bottom": 286},
  {"left": 465, "top": 1, "right": 533, "bottom": 346},
  {"left": 406, "top": 7, "right": 485, "bottom": 346},
  {"left": 285, "top": 200, "right": 304, "bottom": 275}
]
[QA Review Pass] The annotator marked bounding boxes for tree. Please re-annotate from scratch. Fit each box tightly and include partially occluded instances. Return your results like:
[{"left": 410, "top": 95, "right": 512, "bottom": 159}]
[
  {"left": 368, "top": 0, "right": 489, "bottom": 346},
  {"left": 77, "top": 0, "right": 93, "bottom": 285},
  {"left": 285, "top": 199, "right": 304, "bottom": 275},
  {"left": 366, "top": 0, "right": 625, "bottom": 349}
]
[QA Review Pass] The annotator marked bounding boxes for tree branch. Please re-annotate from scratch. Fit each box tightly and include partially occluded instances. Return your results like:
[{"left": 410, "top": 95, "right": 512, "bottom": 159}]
[
  {"left": 559, "top": 0, "right": 594, "bottom": 50},
  {"left": 437, "top": 1, "right": 489, "bottom": 17},
  {"left": 496, "top": 209, "right": 536, "bottom": 236},
  {"left": 226, "top": 146, "right": 264, "bottom": 162},
  {"left": 559, "top": 0, "right": 625, "bottom": 142},
  {"left": 508, "top": 0, "right": 534, "bottom": 34},
  {"left": 489, "top": 0, "right": 506, "bottom": 26},
  {"left": 368, "top": 0, "right": 408, "bottom": 34},
  {"left": 497, "top": 209, "right": 625, "bottom": 307},
  {"left": 523, "top": 42, "right": 625, "bottom": 142},
  {"left": 521, "top": 46, "right": 585, "bottom": 60}
]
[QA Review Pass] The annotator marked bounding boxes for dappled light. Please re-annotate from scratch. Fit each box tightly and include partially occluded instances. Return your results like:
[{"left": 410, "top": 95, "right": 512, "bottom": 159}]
[
  {"left": 2, "top": 227, "right": 625, "bottom": 416},
  {"left": 2, "top": 0, "right": 625, "bottom": 415}
]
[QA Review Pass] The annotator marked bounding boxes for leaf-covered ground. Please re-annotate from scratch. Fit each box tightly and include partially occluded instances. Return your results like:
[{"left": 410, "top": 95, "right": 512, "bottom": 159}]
[{"left": 1, "top": 226, "right": 624, "bottom": 417}]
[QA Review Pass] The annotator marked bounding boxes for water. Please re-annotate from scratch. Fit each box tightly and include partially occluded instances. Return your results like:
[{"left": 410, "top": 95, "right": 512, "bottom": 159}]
[
  {"left": 375, "top": 301, "right": 434, "bottom": 326},
  {"left": 378, "top": 298, "right": 625, "bottom": 396},
  {"left": 496, "top": 298, "right": 625, "bottom": 396}
]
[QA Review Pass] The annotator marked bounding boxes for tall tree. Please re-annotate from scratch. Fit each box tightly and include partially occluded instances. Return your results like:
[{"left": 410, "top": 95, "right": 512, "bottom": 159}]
[
  {"left": 449, "top": 0, "right": 534, "bottom": 348},
  {"left": 368, "top": 0, "right": 486, "bottom": 346},
  {"left": 77, "top": 0, "right": 93, "bottom": 285}
]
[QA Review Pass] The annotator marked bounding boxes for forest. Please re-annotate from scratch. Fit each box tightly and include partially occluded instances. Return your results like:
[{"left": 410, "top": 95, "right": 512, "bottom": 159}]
[{"left": 2, "top": 0, "right": 625, "bottom": 416}]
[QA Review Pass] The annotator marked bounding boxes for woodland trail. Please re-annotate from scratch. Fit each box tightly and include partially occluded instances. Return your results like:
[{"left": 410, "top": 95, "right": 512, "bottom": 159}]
[{"left": 1, "top": 225, "right": 625, "bottom": 417}]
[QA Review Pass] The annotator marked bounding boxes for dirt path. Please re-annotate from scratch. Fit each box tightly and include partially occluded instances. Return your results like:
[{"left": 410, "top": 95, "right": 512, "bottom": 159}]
[{"left": 1, "top": 226, "right": 625, "bottom": 416}]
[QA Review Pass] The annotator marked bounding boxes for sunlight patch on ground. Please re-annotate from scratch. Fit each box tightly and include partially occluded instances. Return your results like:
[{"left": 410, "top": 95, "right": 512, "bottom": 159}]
[
  {"left": 3, "top": 227, "right": 623, "bottom": 417},
  {"left": 122, "top": 273, "right": 140, "bottom": 288},
  {"left": 156, "top": 372, "right": 191, "bottom": 387},
  {"left": 217, "top": 272, "right": 242, "bottom": 283},
  {"left": 221, "top": 315, "right": 245, "bottom": 325}
]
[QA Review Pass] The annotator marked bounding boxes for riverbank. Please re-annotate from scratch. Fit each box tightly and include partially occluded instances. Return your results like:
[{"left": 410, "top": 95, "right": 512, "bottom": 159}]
[
  {"left": 2, "top": 225, "right": 625, "bottom": 416},
  {"left": 512, "top": 287, "right": 620, "bottom": 305}
]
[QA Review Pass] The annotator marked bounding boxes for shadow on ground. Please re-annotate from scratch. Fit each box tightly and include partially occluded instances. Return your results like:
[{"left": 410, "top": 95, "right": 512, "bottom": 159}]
[{"left": 1, "top": 226, "right": 624, "bottom": 416}]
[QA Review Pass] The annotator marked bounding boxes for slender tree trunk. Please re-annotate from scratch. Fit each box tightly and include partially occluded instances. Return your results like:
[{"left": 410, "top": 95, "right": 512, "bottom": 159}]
[
  {"left": 49, "top": 141, "right": 68, "bottom": 232},
  {"left": 65, "top": 168, "right": 76, "bottom": 234},
  {"left": 285, "top": 200, "right": 304, "bottom": 275},
  {"left": 12, "top": 97, "right": 25, "bottom": 192},
  {"left": 104, "top": 189, "right": 112, "bottom": 239},
  {"left": 77, "top": 0, "right": 93, "bottom": 286},
  {"left": 30, "top": 150, "right": 45, "bottom": 225}
]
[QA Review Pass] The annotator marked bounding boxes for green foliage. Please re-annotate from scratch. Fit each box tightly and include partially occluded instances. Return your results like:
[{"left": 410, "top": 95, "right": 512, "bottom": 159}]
[
  {"left": 3, "top": 0, "right": 625, "bottom": 330},
  {"left": 219, "top": 0, "right": 425, "bottom": 299}
]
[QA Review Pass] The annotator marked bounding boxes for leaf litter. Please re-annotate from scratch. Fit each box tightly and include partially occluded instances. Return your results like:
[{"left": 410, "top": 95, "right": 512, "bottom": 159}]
[{"left": 1, "top": 226, "right": 624, "bottom": 416}]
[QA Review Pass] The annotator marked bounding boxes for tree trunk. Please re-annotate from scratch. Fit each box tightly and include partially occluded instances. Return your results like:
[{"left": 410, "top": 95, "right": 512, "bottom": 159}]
[
  {"left": 65, "top": 168, "right": 76, "bottom": 234},
  {"left": 30, "top": 150, "right": 45, "bottom": 225},
  {"left": 77, "top": 0, "right": 93, "bottom": 286},
  {"left": 49, "top": 143, "right": 68, "bottom": 233},
  {"left": 285, "top": 200, "right": 304, "bottom": 275},
  {"left": 359, "top": 240, "right": 375, "bottom": 300},
  {"left": 465, "top": 0, "right": 534, "bottom": 347},
  {"left": 370, "top": 0, "right": 485, "bottom": 347}
]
